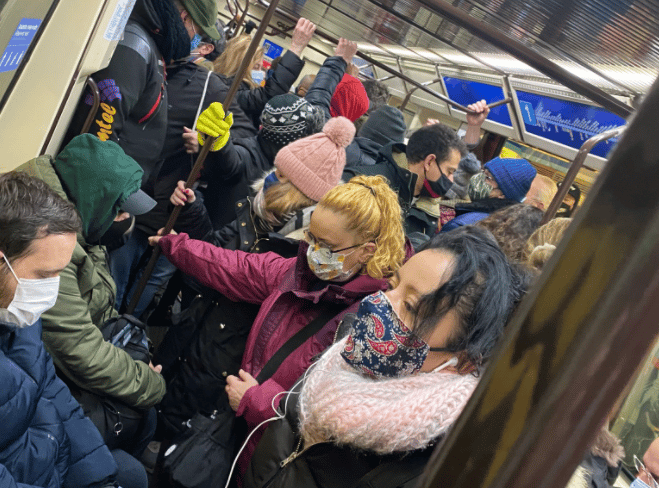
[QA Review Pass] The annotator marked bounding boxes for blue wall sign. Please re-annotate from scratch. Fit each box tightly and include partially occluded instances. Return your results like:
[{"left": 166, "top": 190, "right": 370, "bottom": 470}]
[
  {"left": 515, "top": 90, "right": 626, "bottom": 158},
  {"left": 262, "top": 39, "right": 284, "bottom": 60},
  {"left": 0, "top": 19, "right": 42, "bottom": 74},
  {"left": 443, "top": 76, "right": 513, "bottom": 127}
]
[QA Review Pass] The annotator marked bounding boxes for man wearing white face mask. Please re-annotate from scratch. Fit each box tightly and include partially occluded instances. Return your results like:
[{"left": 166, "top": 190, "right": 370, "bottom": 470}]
[{"left": 0, "top": 172, "right": 119, "bottom": 488}]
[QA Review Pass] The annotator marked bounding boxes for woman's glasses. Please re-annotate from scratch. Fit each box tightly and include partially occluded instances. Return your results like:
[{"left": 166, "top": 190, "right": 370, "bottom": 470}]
[{"left": 634, "top": 455, "right": 659, "bottom": 488}]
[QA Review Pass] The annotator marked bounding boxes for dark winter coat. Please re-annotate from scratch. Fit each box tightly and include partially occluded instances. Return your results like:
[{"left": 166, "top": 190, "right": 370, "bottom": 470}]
[
  {"left": 0, "top": 319, "right": 117, "bottom": 488},
  {"left": 440, "top": 198, "right": 518, "bottom": 232},
  {"left": 343, "top": 142, "right": 417, "bottom": 217},
  {"left": 158, "top": 234, "right": 390, "bottom": 479},
  {"left": 344, "top": 136, "right": 381, "bottom": 167},
  {"left": 304, "top": 56, "right": 348, "bottom": 122},
  {"left": 66, "top": 0, "right": 167, "bottom": 188}
]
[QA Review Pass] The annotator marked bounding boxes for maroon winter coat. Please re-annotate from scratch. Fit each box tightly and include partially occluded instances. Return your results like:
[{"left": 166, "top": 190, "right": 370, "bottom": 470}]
[{"left": 158, "top": 233, "right": 391, "bottom": 478}]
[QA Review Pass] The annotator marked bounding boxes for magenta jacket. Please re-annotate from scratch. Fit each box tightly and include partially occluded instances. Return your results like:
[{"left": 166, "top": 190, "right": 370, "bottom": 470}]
[{"left": 158, "top": 233, "right": 390, "bottom": 477}]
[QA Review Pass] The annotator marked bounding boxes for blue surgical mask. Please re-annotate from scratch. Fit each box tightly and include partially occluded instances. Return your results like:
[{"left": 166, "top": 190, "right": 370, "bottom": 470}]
[
  {"left": 630, "top": 478, "right": 653, "bottom": 488},
  {"left": 251, "top": 70, "right": 265, "bottom": 86},
  {"left": 263, "top": 171, "right": 279, "bottom": 191},
  {"left": 190, "top": 33, "right": 202, "bottom": 52}
]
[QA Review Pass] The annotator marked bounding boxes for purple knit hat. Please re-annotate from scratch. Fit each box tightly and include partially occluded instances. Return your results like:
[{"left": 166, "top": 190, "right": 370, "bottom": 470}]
[
  {"left": 484, "top": 157, "right": 537, "bottom": 202},
  {"left": 275, "top": 117, "right": 355, "bottom": 201}
]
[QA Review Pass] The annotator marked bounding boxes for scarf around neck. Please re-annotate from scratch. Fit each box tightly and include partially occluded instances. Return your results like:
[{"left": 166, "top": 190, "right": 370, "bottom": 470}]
[{"left": 298, "top": 338, "right": 479, "bottom": 455}]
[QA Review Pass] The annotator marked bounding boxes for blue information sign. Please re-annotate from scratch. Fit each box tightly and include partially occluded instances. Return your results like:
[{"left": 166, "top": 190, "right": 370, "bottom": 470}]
[
  {"left": 0, "top": 19, "right": 42, "bottom": 74},
  {"left": 443, "top": 76, "right": 513, "bottom": 127},
  {"left": 262, "top": 39, "right": 284, "bottom": 60},
  {"left": 515, "top": 90, "right": 626, "bottom": 158}
]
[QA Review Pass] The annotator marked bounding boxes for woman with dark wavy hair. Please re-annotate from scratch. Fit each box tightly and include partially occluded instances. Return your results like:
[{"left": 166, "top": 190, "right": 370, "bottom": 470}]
[{"left": 244, "top": 226, "right": 530, "bottom": 488}]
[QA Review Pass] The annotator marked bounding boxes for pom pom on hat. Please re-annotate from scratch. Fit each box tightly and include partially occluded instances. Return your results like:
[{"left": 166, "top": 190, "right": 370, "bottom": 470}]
[
  {"left": 484, "top": 157, "right": 537, "bottom": 202},
  {"left": 275, "top": 116, "right": 355, "bottom": 202},
  {"left": 322, "top": 115, "right": 356, "bottom": 148}
]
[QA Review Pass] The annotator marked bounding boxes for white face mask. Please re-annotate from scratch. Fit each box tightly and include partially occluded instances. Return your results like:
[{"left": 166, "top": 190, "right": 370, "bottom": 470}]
[{"left": 0, "top": 255, "right": 60, "bottom": 328}]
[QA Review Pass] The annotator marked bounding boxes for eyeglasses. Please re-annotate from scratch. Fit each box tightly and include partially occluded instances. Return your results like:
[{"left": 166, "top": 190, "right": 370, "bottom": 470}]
[
  {"left": 634, "top": 455, "right": 659, "bottom": 488},
  {"left": 304, "top": 230, "right": 364, "bottom": 256}
]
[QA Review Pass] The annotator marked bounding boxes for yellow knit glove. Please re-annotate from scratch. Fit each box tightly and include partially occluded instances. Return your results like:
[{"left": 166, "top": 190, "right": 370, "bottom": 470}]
[{"left": 196, "top": 102, "right": 234, "bottom": 152}]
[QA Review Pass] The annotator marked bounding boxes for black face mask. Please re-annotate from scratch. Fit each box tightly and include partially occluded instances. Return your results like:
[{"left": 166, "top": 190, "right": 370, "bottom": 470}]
[
  {"left": 98, "top": 215, "right": 135, "bottom": 251},
  {"left": 420, "top": 172, "right": 453, "bottom": 199}
]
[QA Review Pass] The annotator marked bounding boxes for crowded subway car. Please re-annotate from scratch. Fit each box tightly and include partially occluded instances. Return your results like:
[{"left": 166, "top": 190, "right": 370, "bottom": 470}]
[{"left": 0, "top": 0, "right": 659, "bottom": 487}]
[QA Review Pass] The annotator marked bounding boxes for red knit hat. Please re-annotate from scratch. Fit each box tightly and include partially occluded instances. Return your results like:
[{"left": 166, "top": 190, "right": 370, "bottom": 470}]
[
  {"left": 329, "top": 74, "right": 369, "bottom": 122},
  {"left": 275, "top": 117, "right": 355, "bottom": 201}
]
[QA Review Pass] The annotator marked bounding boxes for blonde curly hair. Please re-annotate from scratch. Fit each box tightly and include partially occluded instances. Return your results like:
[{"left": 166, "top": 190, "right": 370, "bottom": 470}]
[
  {"left": 317, "top": 175, "right": 406, "bottom": 280},
  {"left": 523, "top": 217, "right": 572, "bottom": 271}
]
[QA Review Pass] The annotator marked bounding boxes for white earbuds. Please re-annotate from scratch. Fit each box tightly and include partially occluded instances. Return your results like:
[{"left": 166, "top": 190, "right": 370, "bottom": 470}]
[{"left": 432, "top": 356, "right": 459, "bottom": 373}]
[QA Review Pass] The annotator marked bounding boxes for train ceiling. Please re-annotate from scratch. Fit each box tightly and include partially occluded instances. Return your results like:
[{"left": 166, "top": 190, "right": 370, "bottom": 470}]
[{"left": 255, "top": 0, "right": 659, "bottom": 96}]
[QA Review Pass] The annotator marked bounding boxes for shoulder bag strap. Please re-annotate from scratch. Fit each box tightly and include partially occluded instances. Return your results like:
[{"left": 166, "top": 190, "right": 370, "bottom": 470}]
[{"left": 256, "top": 304, "right": 343, "bottom": 384}]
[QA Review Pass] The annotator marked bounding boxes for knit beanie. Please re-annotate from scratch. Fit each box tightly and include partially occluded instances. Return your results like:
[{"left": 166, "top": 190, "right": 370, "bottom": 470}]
[
  {"left": 260, "top": 94, "right": 315, "bottom": 148},
  {"left": 275, "top": 117, "right": 355, "bottom": 201},
  {"left": 357, "top": 105, "right": 406, "bottom": 146},
  {"left": 330, "top": 74, "right": 370, "bottom": 122},
  {"left": 484, "top": 157, "right": 537, "bottom": 202}
]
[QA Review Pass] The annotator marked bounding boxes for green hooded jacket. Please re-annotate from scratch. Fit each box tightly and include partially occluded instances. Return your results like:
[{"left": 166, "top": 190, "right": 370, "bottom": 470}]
[{"left": 16, "top": 141, "right": 165, "bottom": 408}]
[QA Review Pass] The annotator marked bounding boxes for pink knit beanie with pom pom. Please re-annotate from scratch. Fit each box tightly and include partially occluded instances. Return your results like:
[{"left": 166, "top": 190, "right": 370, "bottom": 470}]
[{"left": 275, "top": 116, "right": 355, "bottom": 201}]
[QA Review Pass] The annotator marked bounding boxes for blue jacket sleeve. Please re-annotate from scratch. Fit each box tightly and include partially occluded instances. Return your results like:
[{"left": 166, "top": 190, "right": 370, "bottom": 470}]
[
  {"left": 40, "top": 353, "right": 117, "bottom": 488},
  {"left": 304, "top": 56, "right": 347, "bottom": 121}
]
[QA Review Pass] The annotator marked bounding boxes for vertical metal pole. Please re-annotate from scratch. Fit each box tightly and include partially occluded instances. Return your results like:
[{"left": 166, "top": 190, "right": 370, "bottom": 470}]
[{"left": 125, "top": 0, "right": 282, "bottom": 315}]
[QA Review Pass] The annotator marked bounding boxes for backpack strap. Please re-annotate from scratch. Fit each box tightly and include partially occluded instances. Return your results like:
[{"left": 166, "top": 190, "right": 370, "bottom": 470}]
[
  {"left": 256, "top": 304, "right": 343, "bottom": 384},
  {"left": 350, "top": 452, "right": 429, "bottom": 488}
]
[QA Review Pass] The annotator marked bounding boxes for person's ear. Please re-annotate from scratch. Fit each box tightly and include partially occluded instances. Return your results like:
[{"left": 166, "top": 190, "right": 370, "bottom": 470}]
[
  {"left": 423, "top": 153, "right": 436, "bottom": 171},
  {"left": 180, "top": 9, "right": 189, "bottom": 22},
  {"left": 359, "top": 242, "right": 377, "bottom": 264}
]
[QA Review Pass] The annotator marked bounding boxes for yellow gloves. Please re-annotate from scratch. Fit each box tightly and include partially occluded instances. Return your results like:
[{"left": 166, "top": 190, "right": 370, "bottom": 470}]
[{"left": 197, "top": 102, "right": 234, "bottom": 152}]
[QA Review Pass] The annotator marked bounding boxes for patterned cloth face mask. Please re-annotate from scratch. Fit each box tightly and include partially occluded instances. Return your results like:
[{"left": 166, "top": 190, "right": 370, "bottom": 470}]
[
  {"left": 468, "top": 172, "right": 493, "bottom": 201},
  {"left": 305, "top": 232, "right": 362, "bottom": 282},
  {"left": 341, "top": 291, "right": 449, "bottom": 378}
]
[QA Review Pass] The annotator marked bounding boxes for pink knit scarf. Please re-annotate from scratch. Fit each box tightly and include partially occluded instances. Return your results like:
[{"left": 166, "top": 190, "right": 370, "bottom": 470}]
[{"left": 298, "top": 339, "right": 479, "bottom": 454}]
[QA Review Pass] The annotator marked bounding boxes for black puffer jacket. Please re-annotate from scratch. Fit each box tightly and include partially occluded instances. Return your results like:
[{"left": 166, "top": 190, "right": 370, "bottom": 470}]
[
  {"left": 201, "top": 134, "right": 275, "bottom": 228},
  {"left": 66, "top": 0, "right": 169, "bottom": 189},
  {"left": 244, "top": 380, "right": 432, "bottom": 488},
  {"left": 343, "top": 142, "right": 416, "bottom": 217},
  {"left": 304, "top": 56, "right": 347, "bottom": 121},
  {"left": 345, "top": 137, "right": 380, "bottom": 166},
  {"left": 226, "top": 50, "right": 305, "bottom": 130}
]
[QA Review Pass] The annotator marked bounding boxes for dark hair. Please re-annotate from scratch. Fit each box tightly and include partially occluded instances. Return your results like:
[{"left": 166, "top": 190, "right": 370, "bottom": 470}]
[
  {"left": 406, "top": 123, "right": 467, "bottom": 166},
  {"left": 0, "top": 172, "right": 81, "bottom": 261},
  {"left": 361, "top": 80, "right": 390, "bottom": 114},
  {"left": 475, "top": 204, "right": 544, "bottom": 262},
  {"left": 201, "top": 21, "right": 227, "bottom": 62},
  {"left": 269, "top": 55, "right": 282, "bottom": 71},
  {"left": 413, "top": 226, "right": 529, "bottom": 374}
]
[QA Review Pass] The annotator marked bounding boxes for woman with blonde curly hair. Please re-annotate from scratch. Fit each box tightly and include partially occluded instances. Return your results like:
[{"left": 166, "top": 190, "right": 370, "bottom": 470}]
[
  {"left": 523, "top": 217, "right": 572, "bottom": 271},
  {"left": 150, "top": 167, "right": 409, "bottom": 483}
]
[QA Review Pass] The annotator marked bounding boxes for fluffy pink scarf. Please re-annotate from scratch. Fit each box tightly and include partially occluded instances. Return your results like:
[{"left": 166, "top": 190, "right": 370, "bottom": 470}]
[{"left": 298, "top": 339, "right": 479, "bottom": 454}]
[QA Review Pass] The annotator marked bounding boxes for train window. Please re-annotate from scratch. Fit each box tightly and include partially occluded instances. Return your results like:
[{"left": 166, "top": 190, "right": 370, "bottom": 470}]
[{"left": 0, "top": 0, "right": 56, "bottom": 111}]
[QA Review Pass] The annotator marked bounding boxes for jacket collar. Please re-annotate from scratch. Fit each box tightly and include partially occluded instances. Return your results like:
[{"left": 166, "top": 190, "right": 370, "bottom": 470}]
[{"left": 375, "top": 142, "right": 416, "bottom": 210}]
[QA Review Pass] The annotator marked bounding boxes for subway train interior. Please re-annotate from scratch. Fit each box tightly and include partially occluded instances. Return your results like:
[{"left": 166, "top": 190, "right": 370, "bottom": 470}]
[{"left": 2, "top": 0, "right": 659, "bottom": 487}]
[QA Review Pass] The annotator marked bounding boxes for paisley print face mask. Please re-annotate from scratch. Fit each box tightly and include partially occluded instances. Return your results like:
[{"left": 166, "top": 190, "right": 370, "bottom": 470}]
[{"left": 341, "top": 291, "right": 438, "bottom": 378}]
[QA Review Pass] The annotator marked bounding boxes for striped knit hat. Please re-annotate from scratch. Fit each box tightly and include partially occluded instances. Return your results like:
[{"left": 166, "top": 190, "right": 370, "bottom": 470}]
[{"left": 259, "top": 94, "right": 315, "bottom": 148}]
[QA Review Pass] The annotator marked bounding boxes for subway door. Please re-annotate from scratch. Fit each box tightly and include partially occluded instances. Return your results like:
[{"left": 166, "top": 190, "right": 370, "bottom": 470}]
[{"left": 0, "top": 0, "right": 136, "bottom": 172}]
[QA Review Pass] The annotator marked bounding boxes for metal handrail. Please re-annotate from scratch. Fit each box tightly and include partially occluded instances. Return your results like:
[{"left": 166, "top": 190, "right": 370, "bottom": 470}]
[
  {"left": 414, "top": 0, "right": 633, "bottom": 119},
  {"left": 541, "top": 126, "right": 626, "bottom": 224},
  {"left": 254, "top": 0, "right": 507, "bottom": 115},
  {"left": 400, "top": 78, "right": 441, "bottom": 111},
  {"left": 80, "top": 77, "right": 100, "bottom": 135}
]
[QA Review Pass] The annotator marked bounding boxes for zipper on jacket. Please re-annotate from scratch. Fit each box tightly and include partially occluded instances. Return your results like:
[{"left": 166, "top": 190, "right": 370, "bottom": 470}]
[{"left": 279, "top": 437, "right": 303, "bottom": 468}]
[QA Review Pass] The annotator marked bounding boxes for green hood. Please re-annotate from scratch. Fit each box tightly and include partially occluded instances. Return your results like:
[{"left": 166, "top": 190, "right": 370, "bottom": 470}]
[{"left": 52, "top": 134, "right": 144, "bottom": 242}]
